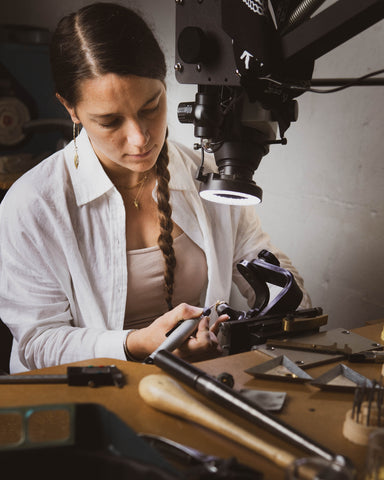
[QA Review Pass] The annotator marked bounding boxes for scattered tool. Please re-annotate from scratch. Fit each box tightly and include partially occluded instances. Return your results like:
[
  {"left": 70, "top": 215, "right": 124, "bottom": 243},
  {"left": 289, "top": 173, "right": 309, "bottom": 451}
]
[
  {"left": 239, "top": 389, "right": 287, "bottom": 412},
  {"left": 254, "top": 343, "right": 344, "bottom": 369},
  {"left": 151, "top": 349, "right": 351, "bottom": 468},
  {"left": 0, "top": 365, "right": 125, "bottom": 388},
  {"left": 343, "top": 380, "right": 384, "bottom": 446},
  {"left": 139, "top": 433, "right": 226, "bottom": 473},
  {"left": 215, "top": 371, "right": 287, "bottom": 411},
  {"left": 139, "top": 373, "right": 354, "bottom": 478},
  {"left": 216, "top": 371, "right": 235, "bottom": 388},
  {"left": 144, "top": 302, "right": 219, "bottom": 364},
  {"left": 217, "top": 305, "right": 327, "bottom": 354},
  {"left": 139, "top": 433, "right": 263, "bottom": 478},
  {"left": 349, "top": 350, "right": 384, "bottom": 363},
  {"left": 266, "top": 328, "right": 383, "bottom": 356},
  {"left": 139, "top": 373, "right": 296, "bottom": 470}
]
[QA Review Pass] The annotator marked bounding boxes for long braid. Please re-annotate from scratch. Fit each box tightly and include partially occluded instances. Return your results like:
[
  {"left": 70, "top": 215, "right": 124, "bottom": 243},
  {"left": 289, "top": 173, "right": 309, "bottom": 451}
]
[{"left": 156, "top": 139, "right": 176, "bottom": 310}]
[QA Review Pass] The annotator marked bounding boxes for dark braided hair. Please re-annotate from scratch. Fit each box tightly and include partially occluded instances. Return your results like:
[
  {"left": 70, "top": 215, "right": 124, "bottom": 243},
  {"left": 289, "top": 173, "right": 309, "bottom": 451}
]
[
  {"left": 156, "top": 139, "right": 176, "bottom": 310},
  {"left": 50, "top": 2, "right": 176, "bottom": 309}
]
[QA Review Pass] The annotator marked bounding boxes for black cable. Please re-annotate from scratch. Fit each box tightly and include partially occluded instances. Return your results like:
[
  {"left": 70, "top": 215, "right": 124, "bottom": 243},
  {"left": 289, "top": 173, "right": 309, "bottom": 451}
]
[{"left": 259, "top": 68, "right": 384, "bottom": 94}]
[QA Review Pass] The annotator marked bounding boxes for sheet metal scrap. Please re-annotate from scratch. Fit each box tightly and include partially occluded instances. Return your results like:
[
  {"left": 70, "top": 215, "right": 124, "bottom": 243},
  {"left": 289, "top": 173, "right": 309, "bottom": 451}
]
[{"left": 266, "top": 328, "right": 383, "bottom": 356}]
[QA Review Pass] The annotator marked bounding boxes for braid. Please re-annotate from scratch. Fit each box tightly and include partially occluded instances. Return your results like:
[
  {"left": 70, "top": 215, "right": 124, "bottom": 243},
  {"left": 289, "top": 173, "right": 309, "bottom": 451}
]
[{"left": 156, "top": 139, "right": 176, "bottom": 310}]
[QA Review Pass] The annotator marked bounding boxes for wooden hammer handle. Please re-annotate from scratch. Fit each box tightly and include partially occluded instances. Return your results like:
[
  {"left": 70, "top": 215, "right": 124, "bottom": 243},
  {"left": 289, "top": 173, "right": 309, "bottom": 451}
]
[{"left": 139, "top": 374, "right": 296, "bottom": 470}]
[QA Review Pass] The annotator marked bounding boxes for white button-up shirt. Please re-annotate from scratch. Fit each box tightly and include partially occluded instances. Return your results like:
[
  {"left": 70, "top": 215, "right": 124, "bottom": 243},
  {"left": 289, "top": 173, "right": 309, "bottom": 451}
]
[{"left": 0, "top": 129, "right": 310, "bottom": 372}]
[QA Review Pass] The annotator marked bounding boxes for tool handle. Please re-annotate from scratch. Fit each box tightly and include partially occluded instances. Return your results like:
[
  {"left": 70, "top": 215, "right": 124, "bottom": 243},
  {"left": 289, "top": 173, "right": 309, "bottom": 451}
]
[
  {"left": 139, "top": 373, "right": 296, "bottom": 469},
  {"left": 0, "top": 374, "right": 67, "bottom": 384},
  {"left": 145, "top": 318, "right": 200, "bottom": 363}
]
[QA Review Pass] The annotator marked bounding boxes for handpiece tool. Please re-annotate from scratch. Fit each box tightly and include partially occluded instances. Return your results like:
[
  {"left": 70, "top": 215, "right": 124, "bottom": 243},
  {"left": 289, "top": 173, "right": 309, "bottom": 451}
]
[{"left": 144, "top": 303, "right": 217, "bottom": 364}]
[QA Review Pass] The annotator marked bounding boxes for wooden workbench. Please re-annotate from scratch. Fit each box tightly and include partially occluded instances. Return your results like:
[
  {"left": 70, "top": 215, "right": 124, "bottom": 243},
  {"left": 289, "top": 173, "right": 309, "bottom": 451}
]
[{"left": 0, "top": 322, "right": 383, "bottom": 479}]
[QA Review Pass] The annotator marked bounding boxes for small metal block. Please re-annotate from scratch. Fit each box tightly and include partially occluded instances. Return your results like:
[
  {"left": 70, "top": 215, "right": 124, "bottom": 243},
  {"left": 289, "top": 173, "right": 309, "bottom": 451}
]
[{"left": 217, "top": 372, "right": 235, "bottom": 388}]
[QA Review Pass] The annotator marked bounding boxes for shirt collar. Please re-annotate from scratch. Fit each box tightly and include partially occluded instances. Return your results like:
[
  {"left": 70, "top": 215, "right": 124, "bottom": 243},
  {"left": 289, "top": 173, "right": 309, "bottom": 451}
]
[
  {"left": 65, "top": 128, "right": 115, "bottom": 206},
  {"left": 167, "top": 141, "right": 201, "bottom": 192},
  {"left": 66, "top": 131, "right": 199, "bottom": 206}
]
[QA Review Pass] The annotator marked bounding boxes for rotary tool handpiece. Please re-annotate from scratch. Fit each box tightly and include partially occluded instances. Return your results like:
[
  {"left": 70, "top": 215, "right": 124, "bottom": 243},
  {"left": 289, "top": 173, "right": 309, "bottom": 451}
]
[{"left": 144, "top": 305, "right": 214, "bottom": 364}]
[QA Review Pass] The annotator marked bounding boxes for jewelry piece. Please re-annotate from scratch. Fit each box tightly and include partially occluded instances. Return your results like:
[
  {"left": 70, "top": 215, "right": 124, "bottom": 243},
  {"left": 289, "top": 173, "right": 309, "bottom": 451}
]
[
  {"left": 73, "top": 122, "right": 80, "bottom": 169},
  {"left": 115, "top": 171, "right": 151, "bottom": 209},
  {"left": 131, "top": 174, "right": 149, "bottom": 209}
]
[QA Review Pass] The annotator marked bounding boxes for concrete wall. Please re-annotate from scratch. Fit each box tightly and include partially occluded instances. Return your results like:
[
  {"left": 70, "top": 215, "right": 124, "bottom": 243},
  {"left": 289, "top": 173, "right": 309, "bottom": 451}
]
[{"left": 1, "top": 0, "right": 383, "bottom": 329}]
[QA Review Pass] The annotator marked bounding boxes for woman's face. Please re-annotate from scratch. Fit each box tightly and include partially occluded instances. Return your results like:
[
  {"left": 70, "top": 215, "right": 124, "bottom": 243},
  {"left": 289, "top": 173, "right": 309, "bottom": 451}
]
[{"left": 61, "top": 74, "right": 167, "bottom": 175}]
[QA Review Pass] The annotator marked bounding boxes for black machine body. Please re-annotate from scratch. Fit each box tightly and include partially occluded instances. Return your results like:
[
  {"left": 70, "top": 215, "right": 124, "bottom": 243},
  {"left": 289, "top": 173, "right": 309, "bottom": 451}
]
[
  {"left": 217, "top": 249, "right": 326, "bottom": 354},
  {"left": 175, "top": 0, "right": 384, "bottom": 204}
]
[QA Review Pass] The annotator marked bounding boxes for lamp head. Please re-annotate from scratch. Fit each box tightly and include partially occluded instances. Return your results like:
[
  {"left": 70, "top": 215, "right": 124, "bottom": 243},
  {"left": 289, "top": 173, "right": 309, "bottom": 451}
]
[
  {"left": 195, "top": 136, "right": 268, "bottom": 205},
  {"left": 199, "top": 175, "right": 262, "bottom": 205}
]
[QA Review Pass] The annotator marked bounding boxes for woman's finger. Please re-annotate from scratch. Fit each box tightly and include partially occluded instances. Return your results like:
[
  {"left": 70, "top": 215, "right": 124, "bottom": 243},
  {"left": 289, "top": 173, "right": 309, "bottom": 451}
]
[
  {"left": 209, "top": 314, "right": 230, "bottom": 335},
  {"left": 196, "top": 315, "right": 210, "bottom": 334},
  {"left": 151, "top": 303, "right": 204, "bottom": 332}
]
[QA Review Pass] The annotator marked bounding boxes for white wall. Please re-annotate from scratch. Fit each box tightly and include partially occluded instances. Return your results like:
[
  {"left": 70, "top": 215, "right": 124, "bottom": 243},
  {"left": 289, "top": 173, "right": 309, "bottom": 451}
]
[{"left": 1, "top": 0, "right": 383, "bottom": 329}]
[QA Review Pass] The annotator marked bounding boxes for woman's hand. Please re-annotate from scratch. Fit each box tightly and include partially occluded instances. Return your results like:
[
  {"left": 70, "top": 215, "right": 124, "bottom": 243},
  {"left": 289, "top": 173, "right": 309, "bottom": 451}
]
[
  {"left": 173, "top": 313, "right": 228, "bottom": 361},
  {"left": 125, "top": 303, "right": 228, "bottom": 362}
]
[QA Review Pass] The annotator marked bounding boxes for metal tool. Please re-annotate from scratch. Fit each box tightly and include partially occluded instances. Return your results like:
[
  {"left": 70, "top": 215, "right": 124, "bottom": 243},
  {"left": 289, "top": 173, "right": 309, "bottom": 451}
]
[
  {"left": 139, "top": 433, "right": 263, "bottom": 478},
  {"left": 266, "top": 328, "right": 383, "bottom": 355},
  {"left": 349, "top": 350, "right": 384, "bottom": 363},
  {"left": 139, "top": 433, "right": 222, "bottom": 472},
  {"left": 139, "top": 373, "right": 297, "bottom": 470},
  {"left": 144, "top": 303, "right": 218, "bottom": 364},
  {"left": 254, "top": 343, "right": 344, "bottom": 369},
  {"left": 282, "top": 313, "right": 328, "bottom": 333},
  {"left": 240, "top": 389, "right": 287, "bottom": 412},
  {"left": 352, "top": 381, "right": 383, "bottom": 427},
  {"left": 0, "top": 365, "right": 125, "bottom": 387},
  {"left": 139, "top": 373, "right": 353, "bottom": 476},
  {"left": 215, "top": 371, "right": 287, "bottom": 411},
  {"left": 343, "top": 380, "right": 384, "bottom": 446},
  {"left": 151, "top": 349, "right": 352, "bottom": 467},
  {"left": 217, "top": 305, "right": 326, "bottom": 354}
]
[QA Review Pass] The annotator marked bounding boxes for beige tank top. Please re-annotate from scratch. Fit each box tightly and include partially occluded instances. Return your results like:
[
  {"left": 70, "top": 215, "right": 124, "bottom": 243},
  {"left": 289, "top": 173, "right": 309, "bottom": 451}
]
[{"left": 124, "top": 233, "right": 208, "bottom": 329}]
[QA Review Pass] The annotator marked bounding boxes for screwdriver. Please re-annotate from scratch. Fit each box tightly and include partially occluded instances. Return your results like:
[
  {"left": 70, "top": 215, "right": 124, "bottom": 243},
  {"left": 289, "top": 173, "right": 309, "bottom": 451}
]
[{"left": 144, "top": 303, "right": 218, "bottom": 364}]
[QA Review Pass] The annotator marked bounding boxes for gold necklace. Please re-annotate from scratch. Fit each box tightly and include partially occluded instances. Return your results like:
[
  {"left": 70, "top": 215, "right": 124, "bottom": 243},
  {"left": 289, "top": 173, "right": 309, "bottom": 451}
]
[
  {"left": 115, "top": 172, "right": 151, "bottom": 209},
  {"left": 123, "top": 174, "right": 149, "bottom": 190},
  {"left": 126, "top": 173, "right": 150, "bottom": 209}
]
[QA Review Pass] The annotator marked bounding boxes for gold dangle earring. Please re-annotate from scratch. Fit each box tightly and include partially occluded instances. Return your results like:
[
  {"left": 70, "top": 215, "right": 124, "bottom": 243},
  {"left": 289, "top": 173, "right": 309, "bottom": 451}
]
[{"left": 73, "top": 122, "right": 80, "bottom": 169}]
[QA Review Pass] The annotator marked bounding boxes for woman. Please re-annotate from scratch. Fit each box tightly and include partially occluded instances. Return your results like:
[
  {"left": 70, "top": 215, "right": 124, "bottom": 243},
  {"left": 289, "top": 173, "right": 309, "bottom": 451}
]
[{"left": 0, "top": 3, "right": 310, "bottom": 373}]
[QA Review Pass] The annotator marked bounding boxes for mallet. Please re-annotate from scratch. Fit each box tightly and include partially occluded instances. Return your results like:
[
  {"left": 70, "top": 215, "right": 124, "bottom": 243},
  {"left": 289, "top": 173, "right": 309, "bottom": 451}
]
[
  {"left": 139, "top": 373, "right": 296, "bottom": 470},
  {"left": 152, "top": 350, "right": 337, "bottom": 461}
]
